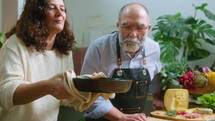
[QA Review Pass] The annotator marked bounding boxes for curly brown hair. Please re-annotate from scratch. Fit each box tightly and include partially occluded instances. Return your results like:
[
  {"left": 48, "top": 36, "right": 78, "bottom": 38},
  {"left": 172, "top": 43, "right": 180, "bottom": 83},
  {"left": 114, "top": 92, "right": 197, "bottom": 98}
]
[{"left": 6, "top": 0, "right": 75, "bottom": 55}]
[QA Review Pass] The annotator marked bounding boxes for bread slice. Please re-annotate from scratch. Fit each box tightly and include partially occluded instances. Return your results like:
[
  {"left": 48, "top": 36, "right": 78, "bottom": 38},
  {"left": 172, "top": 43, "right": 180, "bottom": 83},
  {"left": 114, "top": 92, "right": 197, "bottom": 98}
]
[{"left": 196, "top": 108, "right": 213, "bottom": 115}]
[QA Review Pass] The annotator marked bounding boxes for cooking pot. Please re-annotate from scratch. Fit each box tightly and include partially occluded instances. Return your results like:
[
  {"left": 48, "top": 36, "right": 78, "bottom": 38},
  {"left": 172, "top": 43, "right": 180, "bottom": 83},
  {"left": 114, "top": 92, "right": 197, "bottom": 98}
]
[{"left": 73, "top": 77, "right": 132, "bottom": 93}]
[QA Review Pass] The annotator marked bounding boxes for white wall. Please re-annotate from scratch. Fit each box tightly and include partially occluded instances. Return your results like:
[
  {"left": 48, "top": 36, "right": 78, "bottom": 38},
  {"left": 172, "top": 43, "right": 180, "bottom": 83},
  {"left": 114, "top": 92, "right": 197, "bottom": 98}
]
[
  {"left": 18, "top": 0, "right": 25, "bottom": 17},
  {"left": 1, "top": 0, "right": 19, "bottom": 32},
  {"left": 1, "top": 0, "right": 214, "bottom": 67},
  {"left": 65, "top": 0, "right": 215, "bottom": 47},
  {"left": 0, "top": 0, "right": 2, "bottom": 32},
  {"left": 65, "top": 0, "right": 215, "bottom": 68},
  {"left": 0, "top": 0, "right": 24, "bottom": 33}
]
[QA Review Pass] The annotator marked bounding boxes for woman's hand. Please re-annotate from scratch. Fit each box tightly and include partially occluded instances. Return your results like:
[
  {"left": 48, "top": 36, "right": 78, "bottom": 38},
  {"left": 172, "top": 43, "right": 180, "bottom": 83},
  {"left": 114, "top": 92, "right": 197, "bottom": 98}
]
[
  {"left": 13, "top": 72, "right": 72, "bottom": 105},
  {"left": 47, "top": 73, "right": 72, "bottom": 99}
]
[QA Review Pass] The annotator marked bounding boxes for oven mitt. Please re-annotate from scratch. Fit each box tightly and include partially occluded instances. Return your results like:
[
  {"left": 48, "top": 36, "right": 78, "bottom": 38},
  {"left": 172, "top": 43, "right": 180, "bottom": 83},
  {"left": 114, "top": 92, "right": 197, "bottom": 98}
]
[{"left": 61, "top": 70, "right": 115, "bottom": 112}]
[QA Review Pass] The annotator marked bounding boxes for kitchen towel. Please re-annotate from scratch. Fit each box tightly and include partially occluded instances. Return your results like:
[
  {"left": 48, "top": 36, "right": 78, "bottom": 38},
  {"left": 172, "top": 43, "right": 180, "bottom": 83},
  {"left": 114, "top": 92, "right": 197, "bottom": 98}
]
[{"left": 61, "top": 70, "right": 115, "bottom": 112}]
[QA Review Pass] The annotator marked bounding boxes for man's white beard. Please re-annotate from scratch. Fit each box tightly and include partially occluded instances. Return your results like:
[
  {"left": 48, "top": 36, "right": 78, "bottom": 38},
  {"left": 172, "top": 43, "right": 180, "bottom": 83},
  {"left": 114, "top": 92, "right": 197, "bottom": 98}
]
[{"left": 119, "top": 34, "right": 145, "bottom": 53}]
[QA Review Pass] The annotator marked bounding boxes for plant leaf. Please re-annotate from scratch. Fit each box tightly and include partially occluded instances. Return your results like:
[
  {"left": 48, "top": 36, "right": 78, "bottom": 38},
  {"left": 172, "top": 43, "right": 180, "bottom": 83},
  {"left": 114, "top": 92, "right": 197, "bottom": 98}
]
[
  {"left": 0, "top": 32, "right": 6, "bottom": 48},
  {"left": 188, "top": 48, "right": 210, "bottom": 61},
  {"left": 201, "top": 9, "right": 215, "bottom": 21},
  {"left": 205, "top": 38, "right": 215, "bottom": 45}
]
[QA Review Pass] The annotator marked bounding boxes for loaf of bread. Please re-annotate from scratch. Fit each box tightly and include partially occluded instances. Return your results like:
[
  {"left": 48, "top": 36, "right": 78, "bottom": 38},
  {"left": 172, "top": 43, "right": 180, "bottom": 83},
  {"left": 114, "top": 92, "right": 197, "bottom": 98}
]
[{"left": 195, "top": 108, "right": 213, "bottom": 115}]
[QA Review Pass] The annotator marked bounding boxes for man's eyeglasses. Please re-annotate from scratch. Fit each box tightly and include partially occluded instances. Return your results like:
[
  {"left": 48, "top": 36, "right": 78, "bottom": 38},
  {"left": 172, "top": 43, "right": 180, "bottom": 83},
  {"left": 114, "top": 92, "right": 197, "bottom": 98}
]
[{"left": 120, "top": 23, "right": 149, "bottom": 33}]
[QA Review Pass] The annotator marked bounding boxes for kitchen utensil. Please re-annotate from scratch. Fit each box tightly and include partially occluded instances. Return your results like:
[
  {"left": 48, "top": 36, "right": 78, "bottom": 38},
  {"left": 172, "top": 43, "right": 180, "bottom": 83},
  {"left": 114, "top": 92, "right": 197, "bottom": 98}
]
[{"left": 73, "top": 77, "right": 132, "bottom": 93}]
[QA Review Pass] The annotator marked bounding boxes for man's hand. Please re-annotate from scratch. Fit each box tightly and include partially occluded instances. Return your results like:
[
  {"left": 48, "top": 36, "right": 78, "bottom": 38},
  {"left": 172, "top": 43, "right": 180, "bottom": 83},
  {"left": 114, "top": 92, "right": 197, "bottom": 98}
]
[
  {"left": 152, "top": 98, "right": 164, "bottom": 110},
  {"left": 103, "top": 107, "right": 147, "bottom": 121},
  {"left": 152, "top": 92, "right": 165, "bottom": 110},
  {"left": 120, "top": 113, "right": 147, "bottom": 121}
]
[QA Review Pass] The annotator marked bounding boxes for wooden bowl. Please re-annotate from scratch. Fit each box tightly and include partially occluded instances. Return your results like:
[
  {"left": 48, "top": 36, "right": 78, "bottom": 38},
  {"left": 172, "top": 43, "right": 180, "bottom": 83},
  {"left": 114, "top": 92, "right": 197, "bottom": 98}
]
[
  {"left": 189, "top": 86, "right": 215, "bottom": 95},
  {"left": 73, "top": 78, "right": 132, "bottom": 93}
]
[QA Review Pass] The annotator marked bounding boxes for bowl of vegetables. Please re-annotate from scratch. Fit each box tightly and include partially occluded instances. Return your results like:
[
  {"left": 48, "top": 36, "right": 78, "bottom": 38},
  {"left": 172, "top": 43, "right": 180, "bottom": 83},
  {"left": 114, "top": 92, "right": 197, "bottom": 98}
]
[{"left": 196, "top": 92, "right": 215, "bottom": 111}]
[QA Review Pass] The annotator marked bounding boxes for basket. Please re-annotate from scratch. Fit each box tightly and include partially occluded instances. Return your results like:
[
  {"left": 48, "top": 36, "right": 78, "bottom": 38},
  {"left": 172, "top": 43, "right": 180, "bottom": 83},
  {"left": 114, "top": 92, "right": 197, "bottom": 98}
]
[{"left": 189, "top": 86, "right": 215, "bottom": 95}]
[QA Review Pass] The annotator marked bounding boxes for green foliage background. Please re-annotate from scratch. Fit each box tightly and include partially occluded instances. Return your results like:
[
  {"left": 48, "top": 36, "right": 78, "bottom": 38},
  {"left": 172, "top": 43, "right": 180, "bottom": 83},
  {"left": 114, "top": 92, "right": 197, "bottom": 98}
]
[{"left": 152, "top": 3, "right": 215, "bottom": 64}]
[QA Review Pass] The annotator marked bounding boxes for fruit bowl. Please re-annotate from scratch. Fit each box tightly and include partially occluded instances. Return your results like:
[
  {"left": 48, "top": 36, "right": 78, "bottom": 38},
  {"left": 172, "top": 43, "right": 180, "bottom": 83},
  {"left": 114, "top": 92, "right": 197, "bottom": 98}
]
[{"left": 189, "top": 86, "right": 215, "bottom": 95}]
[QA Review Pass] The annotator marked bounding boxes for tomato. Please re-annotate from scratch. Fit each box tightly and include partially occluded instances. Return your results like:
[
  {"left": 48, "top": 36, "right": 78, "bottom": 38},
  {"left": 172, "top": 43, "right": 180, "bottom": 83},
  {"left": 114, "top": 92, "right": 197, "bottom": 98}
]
[{"left": 177, "top": 111, "right": 187, "bottom": 115}]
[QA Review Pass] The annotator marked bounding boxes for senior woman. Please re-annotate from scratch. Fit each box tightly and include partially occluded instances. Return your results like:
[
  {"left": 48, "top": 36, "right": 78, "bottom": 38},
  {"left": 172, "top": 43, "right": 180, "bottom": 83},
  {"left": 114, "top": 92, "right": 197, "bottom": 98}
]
[
  {"left": 0, "top": 0, "right": 146, "bottom": 121},
  {"left": 0, "top": 0, "right": 75, "bottom": 120}
]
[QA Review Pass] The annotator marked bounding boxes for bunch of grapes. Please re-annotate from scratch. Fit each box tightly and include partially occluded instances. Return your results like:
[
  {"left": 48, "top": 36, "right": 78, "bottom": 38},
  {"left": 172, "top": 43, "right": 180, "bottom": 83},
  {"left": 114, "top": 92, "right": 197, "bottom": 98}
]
[{"left": 178, "top": 71, "right": 195, "bottom": 90}]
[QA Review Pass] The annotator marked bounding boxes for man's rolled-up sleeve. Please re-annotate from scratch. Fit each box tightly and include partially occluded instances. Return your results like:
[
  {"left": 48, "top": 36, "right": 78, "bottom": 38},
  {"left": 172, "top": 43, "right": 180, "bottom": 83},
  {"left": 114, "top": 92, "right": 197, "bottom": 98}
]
[{"left": 84, "top": 96, "right": 113, "bottom": 119}]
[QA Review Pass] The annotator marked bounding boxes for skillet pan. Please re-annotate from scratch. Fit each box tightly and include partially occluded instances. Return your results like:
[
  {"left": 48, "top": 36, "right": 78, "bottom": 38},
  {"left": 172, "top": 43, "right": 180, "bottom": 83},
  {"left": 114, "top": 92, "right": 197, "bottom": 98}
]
[{"left": 73, "top": 77, "right": 132, "bottom": 93}]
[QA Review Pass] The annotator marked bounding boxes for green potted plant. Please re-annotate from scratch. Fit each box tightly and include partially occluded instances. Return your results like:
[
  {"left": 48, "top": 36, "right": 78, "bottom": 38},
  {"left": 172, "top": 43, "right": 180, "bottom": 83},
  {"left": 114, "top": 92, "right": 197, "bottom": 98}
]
[
  {"left": 0, "top": 32, "right": 5, "bottom": 48},
  {"left": 152, "top": 3, "right": 215, "bottom": 64}
]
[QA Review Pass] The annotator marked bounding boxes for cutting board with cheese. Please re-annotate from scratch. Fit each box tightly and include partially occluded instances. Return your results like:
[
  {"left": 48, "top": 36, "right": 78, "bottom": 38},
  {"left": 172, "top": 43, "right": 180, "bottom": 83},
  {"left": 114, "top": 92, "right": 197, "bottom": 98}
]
[
  {"left": 151, "top": 110, "right": 215, "bottom": 121},
  {"left": 154, "top": 89, "right": 215, "bottom": 121}
]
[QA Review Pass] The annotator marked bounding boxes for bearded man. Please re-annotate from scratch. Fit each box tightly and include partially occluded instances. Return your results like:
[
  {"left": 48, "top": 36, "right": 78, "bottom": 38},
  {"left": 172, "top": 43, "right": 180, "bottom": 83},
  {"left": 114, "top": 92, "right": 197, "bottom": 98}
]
[{"left": 81, "top": 2, "right": 164, "bottom": 121}]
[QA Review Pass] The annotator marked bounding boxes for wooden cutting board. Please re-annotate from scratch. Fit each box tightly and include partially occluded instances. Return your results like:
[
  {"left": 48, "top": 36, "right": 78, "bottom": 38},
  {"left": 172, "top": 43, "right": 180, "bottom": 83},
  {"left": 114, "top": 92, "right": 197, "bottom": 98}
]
[
  {"left": 147, "top": 116, "right": 172, "bottom": 121},
  {"left": 150, "top": 110, "right": 215, "bottom": 121}
]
